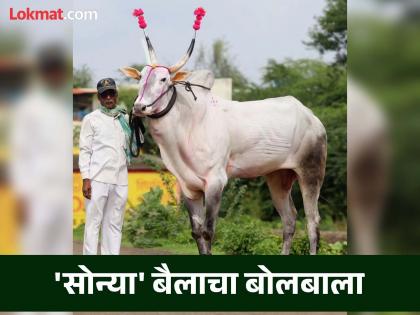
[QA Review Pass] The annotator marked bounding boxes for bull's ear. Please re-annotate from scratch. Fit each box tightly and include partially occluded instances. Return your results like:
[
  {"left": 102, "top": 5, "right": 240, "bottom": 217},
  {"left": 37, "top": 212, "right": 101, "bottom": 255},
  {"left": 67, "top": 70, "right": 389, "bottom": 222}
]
[
  {"left": 119, "top": 67, "right": 142, "bottom": 80},
  {"left": 171, "top": 71, "right": 189, "bottom": 82}
]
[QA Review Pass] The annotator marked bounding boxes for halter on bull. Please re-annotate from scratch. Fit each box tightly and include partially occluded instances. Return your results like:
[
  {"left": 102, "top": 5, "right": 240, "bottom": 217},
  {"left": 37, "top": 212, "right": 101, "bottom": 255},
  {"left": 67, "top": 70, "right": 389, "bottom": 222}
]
[{"left": 121, "top": 8, "right": 327, "bottom": 255}]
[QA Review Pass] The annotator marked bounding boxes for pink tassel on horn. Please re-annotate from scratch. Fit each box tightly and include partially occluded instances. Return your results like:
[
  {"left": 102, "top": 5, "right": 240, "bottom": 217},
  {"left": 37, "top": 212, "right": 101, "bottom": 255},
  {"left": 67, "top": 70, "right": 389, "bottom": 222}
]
[
  {"left": 193, "top": 7, "right": 206, "bottom": 31},
  {"left": 133, "top": 8, "right": 147, "bottom": 29}
]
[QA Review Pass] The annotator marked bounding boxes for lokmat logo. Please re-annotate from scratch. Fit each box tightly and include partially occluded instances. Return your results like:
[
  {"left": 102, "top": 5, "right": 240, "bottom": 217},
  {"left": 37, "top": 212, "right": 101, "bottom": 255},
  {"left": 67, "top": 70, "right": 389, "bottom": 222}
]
[{"left": 9, "top": 8, "right": 98, "bottom": 21}]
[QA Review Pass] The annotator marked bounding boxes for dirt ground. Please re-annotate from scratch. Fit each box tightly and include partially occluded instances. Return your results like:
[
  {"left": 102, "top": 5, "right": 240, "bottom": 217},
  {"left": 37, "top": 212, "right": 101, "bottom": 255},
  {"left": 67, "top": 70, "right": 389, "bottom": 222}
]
[
  {"left": 73, "top": 241, "right": 171, "bottom": 255},
  {"left": 320, "top": 231, "right": 347, "bottom": 243},
  {"left": 75, "top": 313, "right": 345, "bottom": 315}
]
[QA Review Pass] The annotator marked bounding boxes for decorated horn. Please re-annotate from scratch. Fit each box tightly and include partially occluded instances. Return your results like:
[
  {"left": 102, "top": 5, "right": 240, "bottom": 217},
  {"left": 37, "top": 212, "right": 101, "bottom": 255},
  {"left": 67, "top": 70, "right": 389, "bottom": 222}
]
[
  {"left": 168, "top": 7, "right": 206, "bottom": 73},
  {"left": 168, "top": 37, "right": 196, "bottom": 74},
  {"left": 133, "top": 9, "right": 158, "bottom": 65},
  {"left": 145, "top": 36, "right": 158, "bottom": 65}
]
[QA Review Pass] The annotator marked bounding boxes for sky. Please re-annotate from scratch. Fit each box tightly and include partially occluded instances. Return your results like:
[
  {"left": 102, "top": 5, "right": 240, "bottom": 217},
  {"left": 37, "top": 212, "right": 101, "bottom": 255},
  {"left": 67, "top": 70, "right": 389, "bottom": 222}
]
[{"left": 73, "top": 0, "right": 331, "bottom": 86}]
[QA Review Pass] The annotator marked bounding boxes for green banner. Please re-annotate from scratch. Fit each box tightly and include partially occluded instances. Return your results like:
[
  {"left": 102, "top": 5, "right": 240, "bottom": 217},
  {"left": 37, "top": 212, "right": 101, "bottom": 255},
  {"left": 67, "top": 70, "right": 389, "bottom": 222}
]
[{"left": 0, "top": 255, "right": 418, "bottom": 311}]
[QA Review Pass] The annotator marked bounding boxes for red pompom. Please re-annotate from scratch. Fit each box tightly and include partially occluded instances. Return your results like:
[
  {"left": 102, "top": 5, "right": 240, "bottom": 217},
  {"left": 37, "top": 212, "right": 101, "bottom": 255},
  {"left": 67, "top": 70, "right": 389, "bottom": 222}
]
[
  {"left": 193, "top": 7, "right": 205, "bottom": 30},
  {"left": 133, "top": 8, "right": 147, "bottom": 29},
  {"left": 194, "top": 7, "right": 206, "bottom": 17},
  {"left": 132, "top": 8, "right": 144, "bottom": 17}
]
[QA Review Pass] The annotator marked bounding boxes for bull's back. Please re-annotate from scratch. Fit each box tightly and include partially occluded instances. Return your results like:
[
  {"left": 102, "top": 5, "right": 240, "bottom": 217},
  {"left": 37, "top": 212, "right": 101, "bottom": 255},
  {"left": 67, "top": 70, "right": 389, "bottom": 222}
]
[{"left": 222, "top": 96, "right": 313, "bottom": 178}]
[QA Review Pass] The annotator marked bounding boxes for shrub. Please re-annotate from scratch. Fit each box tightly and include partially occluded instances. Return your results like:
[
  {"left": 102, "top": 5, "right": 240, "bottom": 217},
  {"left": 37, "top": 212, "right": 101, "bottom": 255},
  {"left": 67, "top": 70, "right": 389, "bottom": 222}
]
[
  {"left": 216, "top": 217, "right": 267, "bottom": 255},
  {"left": 319, "top": 241, "right": 347, "bottom": 255},
  {"left": 124, "top": 187, "right": 189, "bottom": 247},
  {"left": 220, "top": 178, "right": 248, "bottom": 218},
  {"left": 174, "top": 228, "right": 195, "bottom": 245},
  {"left": 290, "top": 237, "right": 311, "bottom": 255},
  {"left": 290, "top": 236, "right": 347, "bottom": 255},
  {"left": 252, "top": 236, "right": 282, "bottom": 255}
]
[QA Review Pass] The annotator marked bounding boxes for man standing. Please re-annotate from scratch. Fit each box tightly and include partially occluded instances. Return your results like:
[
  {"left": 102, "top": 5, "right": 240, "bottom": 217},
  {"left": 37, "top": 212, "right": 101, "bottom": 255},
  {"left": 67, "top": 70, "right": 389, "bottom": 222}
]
[{"left": 79, "top": 78, "right": 131, "bottom": 255}]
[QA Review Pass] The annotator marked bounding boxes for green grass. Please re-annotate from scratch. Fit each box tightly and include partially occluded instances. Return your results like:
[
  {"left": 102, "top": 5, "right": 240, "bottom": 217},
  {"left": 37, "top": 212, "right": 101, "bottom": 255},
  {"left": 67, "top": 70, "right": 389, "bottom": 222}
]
[
  {"left": 73, "top": 217, "right": 346, "bottom": 255},
  {"left": 73, "top": 225, "right": 133, "bottom": 248},
  {"left": 73, "top": 225, "right": 224, "bottom": 254}
]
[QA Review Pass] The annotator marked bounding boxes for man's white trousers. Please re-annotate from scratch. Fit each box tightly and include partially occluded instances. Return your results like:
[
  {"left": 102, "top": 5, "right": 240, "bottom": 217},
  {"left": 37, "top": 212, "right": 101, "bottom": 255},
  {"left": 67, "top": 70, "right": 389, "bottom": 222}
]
[{"left": 83, "top": 180, "right": 128, "bottom": 255}]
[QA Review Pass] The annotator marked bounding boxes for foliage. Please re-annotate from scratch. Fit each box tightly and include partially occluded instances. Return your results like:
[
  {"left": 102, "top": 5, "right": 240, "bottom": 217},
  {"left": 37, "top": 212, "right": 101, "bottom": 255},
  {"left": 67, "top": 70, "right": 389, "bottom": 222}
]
[
  {"left": 194, "top": 39, "right": 249, "bottom": 97},
  {"left": 139, "top": 151, "right": 179, "bottom": 207},
  {"left": 313, "top": 105, "right": 347, "bottom": 219},
  {"left": 319, "top": 241, "right": 347, "bottom": 255},
  {"left": 216, "top": 217, "right": 267, "bottom": 255},
  {"left": 290, "top": 237, "right": 347, "bottom": 255},
  {"left": 73, "top": 64, "right": 93, "bottom": 88},
  {"left": 306, "top": 0, "right": 347, "bottom": 65},
  {"left": 118, "top": 86, "right": 137, "bottom": 113},
  {"left": 236, "top": 59, "right": 346, "bottom": 108},
  {"left": 124, "top": 187, "right": 189, "bottom": 247},
  {"left": 251, "top": 236, "right": 282, "bottom": 255},
  {"left": 290, "top": 237, "right": 311, "bottom": 255},
  {"left": 237, "top": 177, "right": 275, "bottom": 221},
  {"left": 220, "top": 178, "right": 248, "bottom": 218},
  {"left": 349, "top": 16, "right": 420, "bottom": 252},
  {"left": 214, "top": 216, "right": 346, "bottom": 255}
]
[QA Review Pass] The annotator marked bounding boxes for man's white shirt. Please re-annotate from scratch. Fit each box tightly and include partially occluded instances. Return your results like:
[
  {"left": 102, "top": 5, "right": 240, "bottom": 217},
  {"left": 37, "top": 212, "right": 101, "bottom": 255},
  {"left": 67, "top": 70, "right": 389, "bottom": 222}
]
[{"left": 79, "top": 109, "right": 128, "bottom": 185}]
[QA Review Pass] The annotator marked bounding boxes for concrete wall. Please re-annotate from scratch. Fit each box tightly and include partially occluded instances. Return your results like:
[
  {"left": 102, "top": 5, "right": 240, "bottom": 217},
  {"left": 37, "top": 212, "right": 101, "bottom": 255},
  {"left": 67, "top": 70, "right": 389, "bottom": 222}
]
[{"left": 212, "top": 78, "right": 232, "bottom": 100}]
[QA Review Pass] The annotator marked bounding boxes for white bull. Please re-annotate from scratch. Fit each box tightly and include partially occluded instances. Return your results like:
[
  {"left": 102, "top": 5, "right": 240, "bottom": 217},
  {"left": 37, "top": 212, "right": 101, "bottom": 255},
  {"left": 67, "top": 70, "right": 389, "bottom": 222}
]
[{"left": 122, "top": 66, "right": 327, "bottom": 255}]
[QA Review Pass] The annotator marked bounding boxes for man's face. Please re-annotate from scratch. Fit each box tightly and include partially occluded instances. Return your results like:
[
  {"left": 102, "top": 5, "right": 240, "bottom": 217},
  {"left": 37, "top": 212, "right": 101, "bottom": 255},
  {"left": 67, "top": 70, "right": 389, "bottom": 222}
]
[{"left": 98, "top": 89, "right": 118, "bottom": 109}]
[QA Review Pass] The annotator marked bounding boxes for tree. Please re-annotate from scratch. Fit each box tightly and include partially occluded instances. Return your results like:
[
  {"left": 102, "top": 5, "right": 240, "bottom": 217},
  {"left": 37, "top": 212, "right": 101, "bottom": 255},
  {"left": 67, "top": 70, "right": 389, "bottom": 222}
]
[
  {"left": 306, "top": 0, "right": 347, "bottom": 65},
  {"left": 73, "top": 65, "right": 92, "bottom": 88},
  {"left": 194, "top": 39, "right": 249, "bottom": 95},
  {"left": 262, "top": 59, "right": 346, "bottom": 107}
]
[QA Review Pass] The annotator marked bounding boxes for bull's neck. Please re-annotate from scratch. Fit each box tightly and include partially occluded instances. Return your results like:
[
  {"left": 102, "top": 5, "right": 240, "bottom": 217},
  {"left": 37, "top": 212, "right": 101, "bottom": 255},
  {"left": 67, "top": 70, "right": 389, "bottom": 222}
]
[{"left": 147, "top": 87, "right": 209, "bottom": 143}]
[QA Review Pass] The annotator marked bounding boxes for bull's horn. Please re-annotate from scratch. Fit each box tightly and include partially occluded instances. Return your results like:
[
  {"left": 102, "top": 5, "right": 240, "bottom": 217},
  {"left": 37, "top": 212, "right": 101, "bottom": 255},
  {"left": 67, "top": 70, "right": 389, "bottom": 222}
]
[
  {"left": 168, "top": 37, "right": 196, "bottom": 73},
  {"left": 145, "top": 35, "right": 158, "bottom": 65},
  {"left": 133, "top": 9, "right": 158, "bottom": 65}
]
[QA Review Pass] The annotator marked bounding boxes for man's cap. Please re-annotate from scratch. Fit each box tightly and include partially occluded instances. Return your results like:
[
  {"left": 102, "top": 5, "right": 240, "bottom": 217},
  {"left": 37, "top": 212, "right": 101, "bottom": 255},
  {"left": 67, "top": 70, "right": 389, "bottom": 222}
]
[{"left": 97, "top": 78, "right": 117, "bottom": 94}]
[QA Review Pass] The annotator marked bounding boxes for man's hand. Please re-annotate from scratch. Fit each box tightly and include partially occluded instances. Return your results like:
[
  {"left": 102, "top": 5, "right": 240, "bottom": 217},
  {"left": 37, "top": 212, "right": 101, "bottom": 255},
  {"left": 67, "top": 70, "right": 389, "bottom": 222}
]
[{"left": 82, "top": 179, "right": 92, "bottom": 200}]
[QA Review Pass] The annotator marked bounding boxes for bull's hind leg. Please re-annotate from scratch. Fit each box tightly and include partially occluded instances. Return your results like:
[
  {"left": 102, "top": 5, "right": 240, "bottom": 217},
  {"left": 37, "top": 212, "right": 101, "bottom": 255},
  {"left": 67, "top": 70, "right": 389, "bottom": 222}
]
[
  {"left": 296, "top": 135, "right": 327, "bottom": 255},
  {"left": 183, "top": 194, "right": 209, "bottom": 255},
  {"left": 266, "top": 169, "right": 298, "bottom": 255},
  {"left": 297, "top": 176, "right": 323, "bottom": 255}
]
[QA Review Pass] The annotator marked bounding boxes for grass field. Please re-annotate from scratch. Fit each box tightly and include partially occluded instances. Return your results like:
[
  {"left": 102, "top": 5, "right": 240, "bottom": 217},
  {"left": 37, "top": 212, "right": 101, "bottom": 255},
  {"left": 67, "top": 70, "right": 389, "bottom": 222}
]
[{"left": 73, "top": 218, "right": 346, "bottom": 255}]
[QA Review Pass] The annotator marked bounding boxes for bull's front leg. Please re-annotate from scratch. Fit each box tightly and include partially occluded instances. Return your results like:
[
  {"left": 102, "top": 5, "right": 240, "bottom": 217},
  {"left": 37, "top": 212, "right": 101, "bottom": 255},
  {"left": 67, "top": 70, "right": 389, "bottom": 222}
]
[
  {"left": 182, "top": 194, "right": 210, "bottom": 255},
  {"left": 203, "top": 173, "right": 228, "bottom": 255}
]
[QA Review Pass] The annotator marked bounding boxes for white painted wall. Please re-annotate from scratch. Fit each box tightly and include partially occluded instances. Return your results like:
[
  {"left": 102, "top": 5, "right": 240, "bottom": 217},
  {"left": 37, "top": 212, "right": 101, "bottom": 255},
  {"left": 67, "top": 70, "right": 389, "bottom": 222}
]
[{"left": 212, "top": 78, "right": 232, "bottom": 100}]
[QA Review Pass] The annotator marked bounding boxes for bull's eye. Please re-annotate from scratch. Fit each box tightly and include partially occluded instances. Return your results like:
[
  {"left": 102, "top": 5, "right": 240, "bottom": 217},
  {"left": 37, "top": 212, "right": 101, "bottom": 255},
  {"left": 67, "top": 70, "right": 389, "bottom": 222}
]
[{"left": 160, "top": 78, "right": 167, "bottom": 82}]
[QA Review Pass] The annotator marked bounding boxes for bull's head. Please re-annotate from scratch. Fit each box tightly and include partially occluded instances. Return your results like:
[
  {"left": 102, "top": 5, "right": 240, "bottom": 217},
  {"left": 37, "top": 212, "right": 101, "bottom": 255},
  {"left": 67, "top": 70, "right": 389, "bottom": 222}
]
[{"left": 120, "top": 7, "right": 205, "bottom": 116}]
